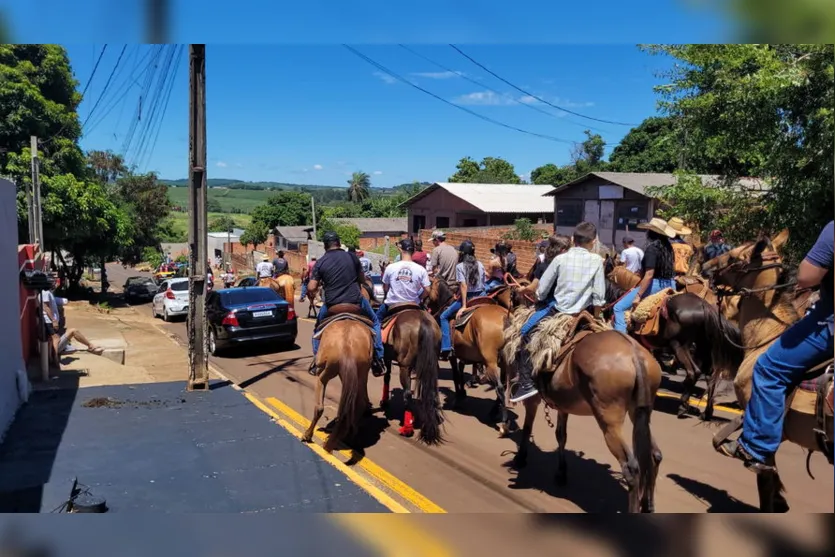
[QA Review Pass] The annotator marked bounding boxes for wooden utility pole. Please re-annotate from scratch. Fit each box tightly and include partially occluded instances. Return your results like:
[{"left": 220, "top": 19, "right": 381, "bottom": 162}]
[
  {"left": 187, "top": 45, "right": 209, "bottom": 391},
  {"left": 30, "top": 136, "right": 42, "bottom": 245},
  {"left": 311, "top": 196, "right": 317, "bottom": 239}
]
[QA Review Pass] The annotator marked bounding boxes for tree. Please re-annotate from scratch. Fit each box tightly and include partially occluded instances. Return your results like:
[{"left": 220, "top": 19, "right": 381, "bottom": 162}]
[
  {"left": 642, "top": 43, "right": 834, "bottom": 260},
  {"left": 112, "top": 172, "right": 171, "bottom": 265},
  {"left": 530, "top": 163, "right": 580, "bottom": 186},
  {"left": 87, "top": 149, "right": 128, "bottom": 185},
  {"left": 347, "top": 171, "right": 371, "bottom": 203},
  {"left": 208, "top": 215, "right": 237, "bottom": 233},
  {"left": 141, "top": 246, "right": 163, "bottom": 269},
  {"left": 317, "top": 218, "right": 361, "bottom": 249},
  {"left": 239, "top": 222, "right": 268, "bottom": 251},
  {"left": 608, "top": 116, "right": 682, "bottom": 173},
  {"left": 249, "top": 190, "right": 317, "bottom": 231},
  {"left": 448, "top": 156, "right": 521, "bottom": 184}
]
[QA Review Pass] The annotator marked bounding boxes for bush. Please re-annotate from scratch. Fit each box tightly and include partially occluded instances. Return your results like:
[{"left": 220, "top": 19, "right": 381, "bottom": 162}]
[
  {"left": 502, "top": 218, "right": 540, "bottom": 242},
  {"left": 142, "top": 247, "right": 163, "bottom": 269}
]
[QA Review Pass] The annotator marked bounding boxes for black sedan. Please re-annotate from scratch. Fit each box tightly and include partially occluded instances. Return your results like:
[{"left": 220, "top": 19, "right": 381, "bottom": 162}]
[
  {"left": 123, "top": 276, "right": 158, "bottom": 304},
  {"left": 199, "top": 286, "right": 298, "bottom": 356}
]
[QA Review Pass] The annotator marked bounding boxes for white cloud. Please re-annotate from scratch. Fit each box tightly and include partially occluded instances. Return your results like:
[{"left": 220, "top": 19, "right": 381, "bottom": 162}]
[
  {"left": 373, "top": 170, "right": 383, "bottom": 175},
  {"left": 372, "top": 71, "right": 397, "bottom": 84},
  {"left": 313, "top": 164, "right": 323, "bottom": 170},
  {"left": 452, "top": 91, "right": 514, "bottom": 106},
  {"left": 454, "top": 90, "right": 595, "bottom": 110},
  {"left": 411, "top": 71, "right": 462, "bottom": 79},
  {"left": 216, "top": 161, "right": 227, "bottom": 168}
]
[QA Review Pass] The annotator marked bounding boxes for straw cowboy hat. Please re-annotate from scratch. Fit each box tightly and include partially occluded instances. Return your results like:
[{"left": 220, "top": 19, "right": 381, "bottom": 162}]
[
  {"left": 261, "top": 254, "right": 270, "bottom": 261},
  {"left": 638, "top": 217, "right": 676, "bottom": 238},
  {"left": 667, "top": 217, "right": 693, "bottom": 237}
]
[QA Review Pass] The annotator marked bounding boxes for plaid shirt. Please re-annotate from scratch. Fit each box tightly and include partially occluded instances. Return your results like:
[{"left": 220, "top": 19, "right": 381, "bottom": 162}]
[{"left": 536, "top": 247, "right": 605, "bottom": 314}]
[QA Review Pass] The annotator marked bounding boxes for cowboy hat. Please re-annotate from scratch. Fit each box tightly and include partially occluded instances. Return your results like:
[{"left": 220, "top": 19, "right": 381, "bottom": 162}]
[
  {"left": 261, "top": 254, "right": 270, "bottom": 261},
  {"left": 667, "top": 216, "right": 693, "bottom": 236},
  {"left": 637, "top": 217, "right": 676, "bottom": 238}
]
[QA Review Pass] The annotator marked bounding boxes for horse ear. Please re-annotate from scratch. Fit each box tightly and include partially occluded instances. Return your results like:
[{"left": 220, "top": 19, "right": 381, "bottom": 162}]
[{"left": 771, "top": 229, "right": 790, "bottom": 253}]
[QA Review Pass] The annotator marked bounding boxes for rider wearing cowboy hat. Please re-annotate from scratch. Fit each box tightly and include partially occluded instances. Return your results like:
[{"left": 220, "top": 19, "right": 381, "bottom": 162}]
[
  {"left": 256, "top": 253, "right": 274, "bottom": 279},
  {"left": 612, "top": 217, "right": 677, "bottom": 333},
  {"left": 667, "top": 216, "right": 695, "bottom": 276}
]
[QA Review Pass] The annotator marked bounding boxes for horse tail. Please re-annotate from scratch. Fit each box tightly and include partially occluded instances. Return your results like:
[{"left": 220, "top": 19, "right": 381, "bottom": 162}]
[
  {"left": 630, "top": 337, "right": 654, "bottom": 505},
  {"left": 324, "top": 343, "right": 364, "bottom": 453},
  {"left": 415, "top": 313, "right": 445, "bottom": 445}
]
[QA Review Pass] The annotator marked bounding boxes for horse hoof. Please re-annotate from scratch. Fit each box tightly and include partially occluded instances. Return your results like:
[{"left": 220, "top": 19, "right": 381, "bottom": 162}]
[
  {"left": 700, "top": 410, "right": 714, "bottom": 422},
  {"left": 399, "top": 425, "right": 415, "bottom": 437},
  {"left": 301, "top": 434, "right": 313, "bottom": 444},
  {"left": 676, "top": 407, "right": 689, "bottom": 419}
]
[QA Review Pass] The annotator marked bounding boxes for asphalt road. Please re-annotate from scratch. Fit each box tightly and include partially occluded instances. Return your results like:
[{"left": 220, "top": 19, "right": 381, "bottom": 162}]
[{"left": 109, "top": 263, "right": 833, "bottom": 513}]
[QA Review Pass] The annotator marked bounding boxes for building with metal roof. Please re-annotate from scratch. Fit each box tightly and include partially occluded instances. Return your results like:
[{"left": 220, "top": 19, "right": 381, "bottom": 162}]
[{"left": 399, "top": 182, "right": 555, "bottom": 234}]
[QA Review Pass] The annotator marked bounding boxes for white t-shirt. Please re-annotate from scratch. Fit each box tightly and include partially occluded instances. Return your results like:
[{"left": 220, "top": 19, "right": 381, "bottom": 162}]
[
  {"left": 255, "top": 261, "right": 273, "bottom": 278},
  {"left": 41, "top": 290, "right": 66, "bottom": 325},
  {"left": 620, "top": 246, "right": 644, "bottom": 274},
  {"left": 382, "top": 260, "right": 430, "bottom": 305}
]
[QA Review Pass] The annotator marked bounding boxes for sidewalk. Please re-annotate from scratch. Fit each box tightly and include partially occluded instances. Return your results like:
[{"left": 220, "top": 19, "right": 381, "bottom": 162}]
[{"left": 0, "top": 300, "right": 387, "bottom": 514}]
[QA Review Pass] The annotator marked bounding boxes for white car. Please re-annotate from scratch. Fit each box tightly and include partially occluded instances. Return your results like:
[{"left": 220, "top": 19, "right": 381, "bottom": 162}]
[{"left": 152, "top": 277, "right": 190, "bottom": 322}]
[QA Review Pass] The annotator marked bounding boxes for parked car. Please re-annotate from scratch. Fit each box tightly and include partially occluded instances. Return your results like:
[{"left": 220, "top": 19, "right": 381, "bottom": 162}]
[
  {"left": 123, "top": 276, "right": 158, "bottom": 304},
  {"left": 235, "top": 276, "right": 257, "bottom": 288},
  {"left": 198, "top": 286, "right": 298, "bottom": 356},
  {"left": 151, "top": 277, "right": 190, "bottom": 322},
  {"left": 370, "top": 273, "right": 384, "bottom": 302}
]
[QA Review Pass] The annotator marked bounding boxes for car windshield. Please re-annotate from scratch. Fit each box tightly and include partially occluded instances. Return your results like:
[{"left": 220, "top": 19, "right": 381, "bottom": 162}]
[
  {"left": 127, "top": 277, "right": 154, "bottom": 285},
  {"left": 221, "top": 288, "right": 280, "bottom": 306},
  {"left": 170, "top": 281, "right": 189, "bottom": 291}
]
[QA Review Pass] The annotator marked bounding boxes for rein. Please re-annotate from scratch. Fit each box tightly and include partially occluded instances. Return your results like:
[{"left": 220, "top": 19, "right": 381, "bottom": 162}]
[{"left": 503, "top": 272, "right": 536, "bottom": 305}]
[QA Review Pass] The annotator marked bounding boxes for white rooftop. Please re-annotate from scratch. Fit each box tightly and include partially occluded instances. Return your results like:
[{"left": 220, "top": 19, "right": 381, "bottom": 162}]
[{"left": 403, "top": 182, "right": 555, "bottom": 214}]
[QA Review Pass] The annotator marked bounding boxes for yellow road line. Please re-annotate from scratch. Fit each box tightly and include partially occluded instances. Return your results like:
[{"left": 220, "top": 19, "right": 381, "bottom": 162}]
[
  {"left": 242, "top": 392, "right": 410, "bottom": 513},
  {"left": 333, "top": 514, "right": 456, "bottom": 557},
  {"left": 655, "top": 390, "right": 743, "bottom": 415},
  {"left": 265, "top": 396, "right": 447, "bottom": 514}
]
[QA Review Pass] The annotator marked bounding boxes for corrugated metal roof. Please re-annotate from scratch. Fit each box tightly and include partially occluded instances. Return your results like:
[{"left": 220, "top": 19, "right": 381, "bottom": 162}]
[
  {"left": 274, "top": 226, "right": 314, "bottom": 241},
  {"left": 331, "top": 217, "right": 408, "bottom": 233},
  {"left": 545, "top": 172, "right": 768, "bottom": 197},
  {"left": 400, "top": 182, "right": 555, "bottom": 213}
]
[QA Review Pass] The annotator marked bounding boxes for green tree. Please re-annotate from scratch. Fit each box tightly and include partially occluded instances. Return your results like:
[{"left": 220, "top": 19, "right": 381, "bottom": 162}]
[
  {"left": 87, "top": 149, "right": 128, "bottom": 185},
  {"left": 608, "top": 116, "right": 682, "bottom": 173},
  {"left": 448, "top": 156, "right": 521, "bottom": 184},
  {"left": 642, "top": 43, "right": 834, "bottom": 260},
  {"left": 141, "top": 246, "right": 163, "bottom": 269},
  {"left": 112, "top": 172, "right": 171, "bottom": 265},
  {"left": 250, "top": 190, "right": 316, "bottom": 231},
  {"left": 240, "top": 222, "right": 268, "bottom": 250},
  {"left": 208, "top": 215, "right": 237, "bottom": 233},
  {"left": 530, "top": 163, "right": 579, "bottom": 186},
  {"left": 316, "top": 218, "right": 362, "bottom": 249},
  {"left": 347, "top": 171, "right": 371, "bottom": 203}
]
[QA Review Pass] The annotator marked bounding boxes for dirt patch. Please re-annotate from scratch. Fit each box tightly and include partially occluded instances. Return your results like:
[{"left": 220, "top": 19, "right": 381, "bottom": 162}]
[{"left": 82, "top": 396, "right": 187, "bottom": 409}]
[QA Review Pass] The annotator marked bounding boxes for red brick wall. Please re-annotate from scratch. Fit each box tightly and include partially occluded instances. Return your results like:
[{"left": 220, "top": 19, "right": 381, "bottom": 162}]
[
  {"left": 358, "top": 234, "right": 409, "bottom": 250},
  {"left": 18, "top": 244, "right": 44, "bottom": 361},
  {"left": 226, "top": 235, "right": 307, "bottom": 278}
]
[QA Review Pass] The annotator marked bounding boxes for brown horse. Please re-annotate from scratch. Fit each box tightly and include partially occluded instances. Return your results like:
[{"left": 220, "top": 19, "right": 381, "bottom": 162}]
[
  {"left": 426, "top": 277, "right": 514, "bottom": 436},
  {"left": 379, "top": 307, "right": 445, "bottom": 445},
  {"left": 257, "top": 275, "right": 294, "bottom": 304},
  {"left": 302, "top": 316, "right": 373, "bottom": 453},
  {"left": 702, "top": 229, "right": 833, "bottom": 512},
  {"left": 504, "top": 313, "right": 663, "bottom": 513}
]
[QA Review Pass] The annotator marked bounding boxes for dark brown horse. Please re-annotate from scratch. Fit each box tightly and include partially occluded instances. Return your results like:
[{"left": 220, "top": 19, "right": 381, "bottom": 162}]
[
  {"left": 303, "top": 316, "right": 373, "bottom": 453},
  {"left": 379, "top": 307, "right": 445, "bottom": 445},
  {"left": 426, "top": 277, "right": 514, "bottom": 436},
  {"left": 504, "top": 314, "right": 664, "bottom": 513}
]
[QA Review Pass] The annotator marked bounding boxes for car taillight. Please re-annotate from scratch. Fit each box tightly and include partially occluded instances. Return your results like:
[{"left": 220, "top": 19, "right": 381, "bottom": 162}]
[
  {"left": 287, "top": 306, "right": 296, "bottom": 320},
  {"left": 222, "top": 311, "right": 239, "bottom": 326},
  {"left": 165, "top": 289, "right": 175, "bottom": 299}
]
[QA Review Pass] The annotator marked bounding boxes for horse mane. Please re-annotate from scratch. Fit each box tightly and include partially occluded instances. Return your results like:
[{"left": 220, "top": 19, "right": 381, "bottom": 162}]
[{"left": 605, "top": 278, "right": 627, "bottom": 305}]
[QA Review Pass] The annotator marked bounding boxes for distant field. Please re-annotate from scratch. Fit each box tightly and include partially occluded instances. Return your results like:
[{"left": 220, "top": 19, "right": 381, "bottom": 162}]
[
  {"left": 167, "top": 186, "right": 275, "bottom": 213},
  {"left": 165, "top": 212, "right": 253, "bottom": 240}
]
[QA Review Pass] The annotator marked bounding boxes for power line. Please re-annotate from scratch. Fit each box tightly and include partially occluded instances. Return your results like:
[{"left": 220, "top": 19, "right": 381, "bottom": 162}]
[
  {"left": 449, "top": 44, "right": 635, "bottom": 127},
  {"left": 343, "top": 45, "right": 574, "bottom": 144},
  {"left": 398, "top": 44, "right": 610, "bottom": 134},
  {"left": 81, "top": 45, "right": 128, "bottom": 130},
  {"left": 139, "top": 45, "right": 184, "bottom": 170}
]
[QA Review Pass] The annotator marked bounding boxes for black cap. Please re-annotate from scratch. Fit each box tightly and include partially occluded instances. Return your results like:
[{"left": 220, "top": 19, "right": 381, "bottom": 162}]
[
  {"left": 322, "top": 231, "right": 340, "bottom": 245},
  {"left": 398, "top": 238, "right": 415, "bottom": 253}
]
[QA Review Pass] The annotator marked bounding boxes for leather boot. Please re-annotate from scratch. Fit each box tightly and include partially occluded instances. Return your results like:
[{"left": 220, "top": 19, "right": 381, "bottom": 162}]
[{"left": 510, "top": 347, "right": 538, "bottom": 403}]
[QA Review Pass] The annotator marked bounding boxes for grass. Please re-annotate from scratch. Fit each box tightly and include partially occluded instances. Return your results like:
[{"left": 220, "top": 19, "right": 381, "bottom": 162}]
[
  {"left": 167, "top": 186, "right": 280, "bottom": 213},
  {"left": 164, "top": 212, "right": 253, "bottom": 242}
]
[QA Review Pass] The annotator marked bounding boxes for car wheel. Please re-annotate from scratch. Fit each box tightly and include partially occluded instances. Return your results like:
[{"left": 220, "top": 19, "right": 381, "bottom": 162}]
[
  {"left": 151, "top": 304, "right": 158, "bottom": 318},
  {"left": 208, "top": 329, "right": 221, "bottom": 356},
  {"left": 163, "top": 307, "right": 171, "bottom": 322}
]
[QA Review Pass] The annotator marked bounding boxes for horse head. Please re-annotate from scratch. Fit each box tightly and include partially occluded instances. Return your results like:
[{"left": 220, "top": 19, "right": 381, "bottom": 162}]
[
  {"left": 702, "top": 229, "right": 789, "bottom": 295},
  {"left": 426, "top": 276, "right": 454, "bottom": 314}
]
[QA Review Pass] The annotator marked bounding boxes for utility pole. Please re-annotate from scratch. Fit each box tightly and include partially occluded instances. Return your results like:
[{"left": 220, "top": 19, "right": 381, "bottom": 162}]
[
  {"left": 187, "top": 44, "right": 209, "bottom": 391},
  {"left": 146, "top": 0, "right": 169, "bottom": 43},
  {"left": 30, "top": 136, "right": 42, "bottom": 246},
  {"left": 226, "top": 227, "right": 231, "bottom": 270},
  {"left": 311, "top": 196, "right": 317, "bottom": 239}
]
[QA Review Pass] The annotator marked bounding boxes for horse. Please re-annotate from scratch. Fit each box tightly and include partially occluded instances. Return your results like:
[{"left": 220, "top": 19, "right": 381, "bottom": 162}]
[
  {"left": 379, "top": 306, "right": 445, "bottom": 445},
  {"left": 702, "top": 230, "right": 834, "bottom": 512},
  {"left": 426, "top": 277, "right": 514, "bottom": 437},
  {"left": 257, "top": 275, "right": 294, "bottom": 304},
  {"left": 302, "top": 312, "right": 374, "bottom": 453},
  {"left": 503, "top": 311, "right": 663, "bottom": 513}
]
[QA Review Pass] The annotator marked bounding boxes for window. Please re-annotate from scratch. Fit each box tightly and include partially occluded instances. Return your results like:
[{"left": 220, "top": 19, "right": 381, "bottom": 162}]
[
  {"left": 462, "top": 218, "right": 477, "bottom": 227},
  {"left": 616, "top": 202, "right": 648, "bottom": 231},
  {"left": 170, "top": 280, "right": 189, "bottom": 291},
  {"left": 412, "top": 215, "right": 426, "bottom": 233},
  {"left": 555, "top": 200, "right": 583, "bottom": 227},
  {"left": 435, "top": 216, "right": 450, "bottom": 229},
  {"left": 221, "top": 288, "right": 281, "bottom": 306}
]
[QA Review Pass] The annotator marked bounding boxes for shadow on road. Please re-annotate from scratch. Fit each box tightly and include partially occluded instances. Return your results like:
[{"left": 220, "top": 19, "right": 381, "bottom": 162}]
[{"left": 666, "top": 473, "right": 759, "bottom": 512}]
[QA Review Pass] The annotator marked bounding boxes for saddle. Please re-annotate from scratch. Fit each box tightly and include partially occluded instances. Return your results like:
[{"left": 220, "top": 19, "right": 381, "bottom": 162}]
[
  {"left": 313, "top": 303, "right": 374, "bottom": 339},
  {"left": 627, "top": 288, "right": 676, "bottom": 337},
  {"left": 676, "top": 275, "right": 711, "bottom": 299},
  {"left": 380, "top": 302, "right": 424, "bottom": 344}
]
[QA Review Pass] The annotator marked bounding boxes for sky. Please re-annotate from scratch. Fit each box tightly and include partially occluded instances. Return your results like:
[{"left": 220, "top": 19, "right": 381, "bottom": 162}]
[{"left": 62, "top": 43, "right": 686, "bottom": 188}]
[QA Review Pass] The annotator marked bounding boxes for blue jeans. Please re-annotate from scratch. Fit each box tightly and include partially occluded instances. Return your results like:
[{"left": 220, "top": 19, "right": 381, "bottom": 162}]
[
  {"left": 376, "top": 303, "right": 388, "bottom": 322},
  {"left": 439, "top": 292, "right": 482, "bottom": 352},
  {"left": 613, "top": 278, "right": 676, "bottom": 333},
  {"left": 312, "top": 297, "right": 385, "bottom": 361},
  {"left": 739, "top": 307, "right": 834, "bottom": 462},
  {"left": 300, "top": 280, "right": 308, "bottom": 300},
  {"left": 485, "top": 278, "right": 503, "bottom": 292},
  {"left": 520, "top": 300, "right": 557, "bottom": 339}
]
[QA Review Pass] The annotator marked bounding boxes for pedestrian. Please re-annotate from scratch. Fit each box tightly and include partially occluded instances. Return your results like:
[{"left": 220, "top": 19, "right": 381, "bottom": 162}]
[
  {"left": 619, "top": 236, "right": 644, "bottom": 274},
  {"left": 300, "top": 257, "right": 316, "bottom": 301}
]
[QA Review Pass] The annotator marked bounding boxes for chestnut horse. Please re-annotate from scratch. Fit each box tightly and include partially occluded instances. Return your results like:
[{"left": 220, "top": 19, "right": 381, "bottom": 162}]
[
  {"left": 702, "top": 230, "right": 833, "bottom": 512},
  {"left": 303, "top": 317, "right": 373, "bottom": 453},
  {"left": 506, "top": 320, "right": 664, "bottom": 513},
  {"left": 426, "top": 277, "right": 514, "bottom": 436},
  {"left": 379, "top": 308, "right": 445, "bottom": 445}
]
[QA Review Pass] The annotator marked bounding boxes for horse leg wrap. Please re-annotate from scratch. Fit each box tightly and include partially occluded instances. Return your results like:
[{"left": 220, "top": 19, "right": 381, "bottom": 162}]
[{"left": 399, "top": 411, "right": 415, "bottom": 437}]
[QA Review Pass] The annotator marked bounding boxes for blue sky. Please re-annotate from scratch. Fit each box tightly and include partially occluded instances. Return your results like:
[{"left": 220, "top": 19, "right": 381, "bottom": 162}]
[{"left": 64, "top": 43, "right": 685, "bottom": 187}]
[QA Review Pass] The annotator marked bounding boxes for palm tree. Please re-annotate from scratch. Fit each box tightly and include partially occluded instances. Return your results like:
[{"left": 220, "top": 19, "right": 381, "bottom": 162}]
[{"left": 347, "top": 171, "right": 371, "bottom": 203}]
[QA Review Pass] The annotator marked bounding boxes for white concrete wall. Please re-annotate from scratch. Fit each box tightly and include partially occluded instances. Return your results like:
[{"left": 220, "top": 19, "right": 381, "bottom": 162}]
[{"left": 0, "top": 178, "right": 27, "bottom": 442}]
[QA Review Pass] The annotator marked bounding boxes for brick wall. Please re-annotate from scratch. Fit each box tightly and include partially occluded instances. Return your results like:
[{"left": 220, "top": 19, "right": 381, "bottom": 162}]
[{"left": 226, "top": 235, "right": 309, "bottom": 278}]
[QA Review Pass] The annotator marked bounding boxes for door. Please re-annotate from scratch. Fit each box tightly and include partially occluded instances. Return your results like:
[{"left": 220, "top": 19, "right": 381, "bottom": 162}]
[
  {"left": 153, "top": 281, "right": 167, "bottom": 313},
  {"left": 412, "top": 215, "right": 426, "bottom": 234}
]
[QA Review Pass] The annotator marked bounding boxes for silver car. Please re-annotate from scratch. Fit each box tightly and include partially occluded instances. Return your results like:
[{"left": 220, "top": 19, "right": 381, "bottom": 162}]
[{"left": 152, "top": 277, "right": 190, "bottom": 322}]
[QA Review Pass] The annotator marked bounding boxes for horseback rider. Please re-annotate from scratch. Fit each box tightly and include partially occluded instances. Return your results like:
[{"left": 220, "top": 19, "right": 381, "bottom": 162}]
[
  {"left": 438, "top": 240, "right": 485, "bottom": 360},
  {"left": 612, "top": 217, "right": 677, "bottom": 333},
  {"left": 485, "top": 242, "right": 508, "bottom": 292},
  {"left": 307, "top": 231, "right": 386, "bottom": 377},
  {"left": 429, "top": 230, "right": 459, "bottom": 288},
  {"left": 510, "top": 223, "right": 606, "bottom": 403},
  {"left": 376, "top": 238, "right": 430, "bottom": 323},
  {"left": 719, "top": 220, "right": 834, "bottom": 472},
  {"left": 704, "top": 229, "right": 732, "bottom": 261},
  {"left": 668, "top": 217, "right": 695, "bottom": 276},
  {"left": 256, "top": 254, "right": 274, "bottom": 279}
]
